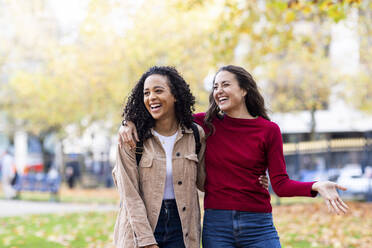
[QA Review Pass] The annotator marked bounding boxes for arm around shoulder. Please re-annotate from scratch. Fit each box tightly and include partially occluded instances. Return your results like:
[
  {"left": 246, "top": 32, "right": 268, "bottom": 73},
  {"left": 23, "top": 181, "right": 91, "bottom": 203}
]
[{"left": 195, "top": 124, "right": 206, "bottom": 192}]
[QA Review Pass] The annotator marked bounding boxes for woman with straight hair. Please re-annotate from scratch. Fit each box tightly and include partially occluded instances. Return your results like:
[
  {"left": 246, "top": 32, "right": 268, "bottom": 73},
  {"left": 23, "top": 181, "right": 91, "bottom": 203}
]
[{"left": 119, "top": 65, "right": 348, "bottom": 248}]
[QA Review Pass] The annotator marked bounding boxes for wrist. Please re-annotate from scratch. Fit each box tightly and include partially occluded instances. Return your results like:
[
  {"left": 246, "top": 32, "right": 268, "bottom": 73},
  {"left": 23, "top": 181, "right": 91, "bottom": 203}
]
[{"left": 312, "top": 181, "right": 319, "bottom": 191}]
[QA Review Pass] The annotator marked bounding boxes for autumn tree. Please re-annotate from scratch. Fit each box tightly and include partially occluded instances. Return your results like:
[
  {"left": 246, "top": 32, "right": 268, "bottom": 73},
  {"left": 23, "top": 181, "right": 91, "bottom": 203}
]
[
  {"left": 176, "top": 0, "right": 362, "bottom": 140},
  {"left": 2, "top": 0, "right": 216, "bottom": 163},
  {"left": 264, "top": 40, "right": 335, "bottom": 140},
  {"left": 343, "top": 1, "right": 372, "bottom": 112}
]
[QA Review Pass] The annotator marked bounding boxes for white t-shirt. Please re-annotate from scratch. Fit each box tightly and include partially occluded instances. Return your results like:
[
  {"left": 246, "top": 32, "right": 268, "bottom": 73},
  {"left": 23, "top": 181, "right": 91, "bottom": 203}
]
[{"left": 153, "top": 130, "right": 178, "bottom": 200}]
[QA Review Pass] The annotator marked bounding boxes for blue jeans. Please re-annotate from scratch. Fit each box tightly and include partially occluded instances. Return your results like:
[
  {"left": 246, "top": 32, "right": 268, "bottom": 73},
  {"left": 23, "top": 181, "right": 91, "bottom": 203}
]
[
  {"left": 202, "top": 209, "right": 281, "bottom": 248},
  {"left": 154, "top": 199, "right": 185, "bottom": 248}
]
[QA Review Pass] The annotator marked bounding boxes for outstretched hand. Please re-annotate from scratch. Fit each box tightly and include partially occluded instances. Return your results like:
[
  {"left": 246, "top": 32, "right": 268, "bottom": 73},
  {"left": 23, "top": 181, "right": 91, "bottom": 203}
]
[
  {"left": 312, "top": 181, "right": 349, "bottom": 215},
  {"left": 118, "top": 121, "right": 138, "bottom": 149}
]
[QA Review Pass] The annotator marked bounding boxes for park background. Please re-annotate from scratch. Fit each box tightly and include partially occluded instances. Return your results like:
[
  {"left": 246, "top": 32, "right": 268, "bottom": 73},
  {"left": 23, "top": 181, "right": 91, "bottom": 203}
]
[{"left": 0, "top": 0, "right": 371, "bottom": 247}]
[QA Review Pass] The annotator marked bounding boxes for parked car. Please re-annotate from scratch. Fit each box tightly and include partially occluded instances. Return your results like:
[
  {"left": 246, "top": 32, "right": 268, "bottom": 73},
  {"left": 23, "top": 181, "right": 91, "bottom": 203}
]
[
  {"left": 300, "top": 168, "right": 340, "bottom": 182},
  {"left": 337, "top": 164, "right": 372, "bottom": 195}
]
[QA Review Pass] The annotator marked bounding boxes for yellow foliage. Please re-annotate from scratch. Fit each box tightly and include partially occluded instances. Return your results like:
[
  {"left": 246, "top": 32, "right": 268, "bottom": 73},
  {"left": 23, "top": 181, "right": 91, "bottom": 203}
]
[{"left": 273, "top": 202, "right": 372, "bottom": 247}]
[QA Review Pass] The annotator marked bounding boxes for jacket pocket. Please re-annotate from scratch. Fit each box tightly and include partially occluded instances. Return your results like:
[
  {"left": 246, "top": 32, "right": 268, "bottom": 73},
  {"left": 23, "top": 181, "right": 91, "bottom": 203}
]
[
  {"left": 139, "top": 155, "right": 154, "bottom": 183},
  {"left": 139, "top": 155, "right": 153, "bottom": 168},
  {"left": 184, "top": 153, "right": 198, "bottom": 163},
  {"left": 184, "top": 154, "right": 198, "bottom": 182}
]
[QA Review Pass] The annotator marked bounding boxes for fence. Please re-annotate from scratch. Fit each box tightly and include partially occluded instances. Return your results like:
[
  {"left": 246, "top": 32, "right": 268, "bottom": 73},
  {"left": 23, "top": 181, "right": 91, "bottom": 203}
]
[{"left": 283, "top": 136, "right": 372, "bottom": 180}]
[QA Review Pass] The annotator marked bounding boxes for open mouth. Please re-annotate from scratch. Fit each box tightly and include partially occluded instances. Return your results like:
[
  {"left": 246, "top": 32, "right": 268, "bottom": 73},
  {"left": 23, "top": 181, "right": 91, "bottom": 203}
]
[
  {"left": 150, "top": 103, "right": 162, "bottom": 111},
  {"left": 218, "top": 97, "right": 228, "bottom": 104}
]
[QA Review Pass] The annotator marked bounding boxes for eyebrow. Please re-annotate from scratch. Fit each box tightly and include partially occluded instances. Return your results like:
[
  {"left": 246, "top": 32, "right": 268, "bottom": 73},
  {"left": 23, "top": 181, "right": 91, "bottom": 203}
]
[
  {"left": 214, "top": 80, "right": 230, "bottom": 85},
  {"left": 144, "top": 85, "right": 166, "bottom": 91}
]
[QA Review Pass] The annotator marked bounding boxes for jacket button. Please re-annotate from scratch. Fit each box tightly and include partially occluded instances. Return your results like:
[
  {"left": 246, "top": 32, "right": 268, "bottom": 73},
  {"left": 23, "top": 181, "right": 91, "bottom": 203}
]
[
  {"left": 176, "top": 152, "right": 180, "bottom": 157},
  {"left": 178, "top": 181, "right": 182, "bottom": 185},
  {"left": 182, "top": 207, "right": 186, "bottom": 211}
]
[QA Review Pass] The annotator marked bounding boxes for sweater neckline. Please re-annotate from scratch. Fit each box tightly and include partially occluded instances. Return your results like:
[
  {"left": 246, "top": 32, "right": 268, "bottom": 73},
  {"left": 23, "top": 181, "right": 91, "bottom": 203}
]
[{"left": 222, "top": 114, "right": 262, "bottom": 124}]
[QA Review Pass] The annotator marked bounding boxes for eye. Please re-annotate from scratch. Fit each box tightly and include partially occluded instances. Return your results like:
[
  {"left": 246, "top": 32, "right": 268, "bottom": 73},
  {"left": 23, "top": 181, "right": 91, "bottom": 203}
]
[
  {"left": 143, "top": 91, "right": 150, "bottom": 96},
  {"left": 155, "top": 89, "right": 163, "bottom": 94}
]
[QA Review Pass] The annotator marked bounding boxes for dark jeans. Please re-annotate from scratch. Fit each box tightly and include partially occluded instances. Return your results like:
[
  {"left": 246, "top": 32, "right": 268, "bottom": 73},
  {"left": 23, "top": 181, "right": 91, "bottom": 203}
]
[
  {"left": 154, "top": 199, "right": 185, "bottom": 248},
  {"left": 202, "top": 209, "right": 281, "bottom": 248}
]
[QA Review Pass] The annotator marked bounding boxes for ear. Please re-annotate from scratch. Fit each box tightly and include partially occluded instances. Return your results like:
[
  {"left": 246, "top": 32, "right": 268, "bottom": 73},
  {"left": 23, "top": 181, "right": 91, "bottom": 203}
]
[{"left": 242, "top": 89, "right": 248, "bottom": 97}]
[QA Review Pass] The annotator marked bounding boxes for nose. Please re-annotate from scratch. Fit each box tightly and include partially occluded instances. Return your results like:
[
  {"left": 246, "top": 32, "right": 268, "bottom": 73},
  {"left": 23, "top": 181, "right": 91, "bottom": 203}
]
[
  {"left": 149, "top": 91, "right": 157, "bottom": 100},
  {"left": 215, "top": 85, "right": 223, "bottom": 95}
]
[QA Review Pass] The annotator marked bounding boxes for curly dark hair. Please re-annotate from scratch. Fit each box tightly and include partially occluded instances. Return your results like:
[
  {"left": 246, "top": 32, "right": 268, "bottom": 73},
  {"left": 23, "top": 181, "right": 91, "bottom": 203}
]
[
  {"left": 122, "top": 66, "right": 195, "bottom": 141},
  {"left": 205, "top": 65, "right": 270, "bottom": 136}
]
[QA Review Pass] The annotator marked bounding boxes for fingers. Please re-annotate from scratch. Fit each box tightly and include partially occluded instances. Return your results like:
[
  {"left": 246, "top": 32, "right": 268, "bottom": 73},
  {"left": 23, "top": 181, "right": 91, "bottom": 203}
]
[
  {"left": 127, "top": 132, "right": 136, "bottom": 149},
  {"left": 337, "top": 198, "right": 349, "bottom": 212},
  {"left": 336, "top": 184, "right": 347, "bottom": 191},
  {"left": 123, "top": 129, "right": 136, "bottom": 149},
  {"left": 314, "top": 181, "right": 349, "bottom": 215},
  {"left": 118, "top": 131, "right": 136, "bottom": 150},
  {"left": 325, "top": 199, "right": 333, "bottom": 213},
  {"left": 329, "top": 199, "right": 340, "bottom": 214},
  {"left": 259, "top": 175, "right": 269, "bottom": 190},
  {"left": 327, "top": 196, "right": 348, "bottom": 215},
  {"left": 118, "top": 133, "right": 124, "bottom": 148},
  {"left": 339, "top": 198, "right": 349, "bottom": 210},
  {"left": 128, "top": 122, "right": 139, "bottom": 142},
  {"left": 334, "top": 198, "right": 348, "bottom": 214},
  {"left": 121, "top": 128, "right": 135, "bottom": 149}
]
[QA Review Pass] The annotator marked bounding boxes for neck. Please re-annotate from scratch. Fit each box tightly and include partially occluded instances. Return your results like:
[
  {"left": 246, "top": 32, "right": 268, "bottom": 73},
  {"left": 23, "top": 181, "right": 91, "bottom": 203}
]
[
  {"left": 154, "top": 117, "right": 179, "bottom": 136},
  {"left": 225, "top": 104, "right": 255, "bottom": 119}
]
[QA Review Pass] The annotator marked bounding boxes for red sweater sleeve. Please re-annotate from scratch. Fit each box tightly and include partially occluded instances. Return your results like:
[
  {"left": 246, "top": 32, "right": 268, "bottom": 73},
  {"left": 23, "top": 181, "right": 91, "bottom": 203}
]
[
  {"left": 193, "top": 112, "right": 205, "bottom": 126},
  {"left": 267, "top": 123, "right": 317, "bottom": 197}
]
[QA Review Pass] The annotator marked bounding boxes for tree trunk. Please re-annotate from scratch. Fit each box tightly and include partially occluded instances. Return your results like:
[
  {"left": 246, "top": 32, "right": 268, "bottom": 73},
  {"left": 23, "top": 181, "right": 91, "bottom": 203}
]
[{"left": 309, "top": 105, "right": 316, "bottom": 141}]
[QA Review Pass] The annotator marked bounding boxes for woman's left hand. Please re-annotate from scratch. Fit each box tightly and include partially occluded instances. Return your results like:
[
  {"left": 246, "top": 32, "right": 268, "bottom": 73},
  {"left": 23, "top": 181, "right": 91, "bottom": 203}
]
[
  {"left": 259, "top": 175, "right": 269, "bottom": 190},
  {"left": 312, "top": 181, "right": 349, "bottom": 215}
]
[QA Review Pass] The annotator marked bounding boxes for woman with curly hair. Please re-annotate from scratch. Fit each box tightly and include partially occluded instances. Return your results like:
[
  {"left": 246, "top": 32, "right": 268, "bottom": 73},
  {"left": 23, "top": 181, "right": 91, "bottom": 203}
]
[
  {"left": 112, "top": 66, "right": 206, "bottom": 248},
  {"left": 119, "top": 65, "right": 349, "bottom": 248}
]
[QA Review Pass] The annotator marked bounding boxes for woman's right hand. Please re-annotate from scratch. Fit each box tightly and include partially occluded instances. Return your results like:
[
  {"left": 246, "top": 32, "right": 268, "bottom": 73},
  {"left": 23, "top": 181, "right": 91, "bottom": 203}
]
[{"left": 118, "top": 120, "right": 138, "bottom": 149}]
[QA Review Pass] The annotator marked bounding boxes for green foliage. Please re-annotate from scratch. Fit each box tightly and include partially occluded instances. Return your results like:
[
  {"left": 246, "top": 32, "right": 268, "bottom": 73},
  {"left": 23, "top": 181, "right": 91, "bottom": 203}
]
[
  {"left": 264, "top": 42, "right": 334, "bottom": 113},
  {"left": 1, "top": 0, "right": 370, "bottom": 140},
  {"left": 0, "top": 201, "right": 370, "bottom": 247},
  {"left": 0, "top": 212, "right": 116, "bottom": 248},
  {"left": 2, "top": 0, "right": 214, "bottom": 137}
]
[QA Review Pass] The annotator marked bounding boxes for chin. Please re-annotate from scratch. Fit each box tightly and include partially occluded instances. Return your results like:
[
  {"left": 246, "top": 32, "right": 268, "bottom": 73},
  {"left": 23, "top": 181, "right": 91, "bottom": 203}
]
[
  {"left": 218, "top": 106, "right": 228, "bottom": 112},
  {"left": 151, "top": 115, "right": 160, "bottom": 120}
]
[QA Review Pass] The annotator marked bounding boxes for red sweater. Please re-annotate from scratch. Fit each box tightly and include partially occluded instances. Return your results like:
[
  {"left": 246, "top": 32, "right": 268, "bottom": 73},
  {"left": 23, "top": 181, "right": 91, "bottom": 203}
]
[{"left": 193, "top": 113, "right": 316, "bottom": 213}]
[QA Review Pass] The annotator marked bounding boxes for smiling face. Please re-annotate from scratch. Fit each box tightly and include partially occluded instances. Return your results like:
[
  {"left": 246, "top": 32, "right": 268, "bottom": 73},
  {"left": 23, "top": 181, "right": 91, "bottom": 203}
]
[
  {"left": 213, "top": 70, "right": 247, "bottom": 116},
  {"left": 143, "top": 74, "right": 176, "bottom": 121}
]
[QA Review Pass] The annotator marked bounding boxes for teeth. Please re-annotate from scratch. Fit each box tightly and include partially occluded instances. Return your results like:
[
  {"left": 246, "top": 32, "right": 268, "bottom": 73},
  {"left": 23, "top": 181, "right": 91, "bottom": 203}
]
[
  {"left": 150, "top": 104, "right": 161, "bottom": 109},
  {"left": 219, "top": 97, "right": 228, "bottom": 102}
]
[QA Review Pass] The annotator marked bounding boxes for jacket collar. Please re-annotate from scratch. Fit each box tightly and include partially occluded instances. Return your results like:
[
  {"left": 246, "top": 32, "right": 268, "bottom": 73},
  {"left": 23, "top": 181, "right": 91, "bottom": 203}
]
[{"left": 150, "top": 124, "right": 193, "bottom": 136}]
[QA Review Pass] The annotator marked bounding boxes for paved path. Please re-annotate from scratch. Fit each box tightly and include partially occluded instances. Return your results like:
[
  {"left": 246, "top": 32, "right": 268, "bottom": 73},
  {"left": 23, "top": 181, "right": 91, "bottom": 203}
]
[{"left": 0, "top": 200, "right": 117, "bottom": 217}]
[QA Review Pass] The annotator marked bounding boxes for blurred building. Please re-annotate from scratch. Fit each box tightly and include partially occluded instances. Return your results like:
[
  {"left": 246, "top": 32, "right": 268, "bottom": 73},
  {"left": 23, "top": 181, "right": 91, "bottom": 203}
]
[{"left": 0, "top": 0, "right": 61, "bottom": 173}]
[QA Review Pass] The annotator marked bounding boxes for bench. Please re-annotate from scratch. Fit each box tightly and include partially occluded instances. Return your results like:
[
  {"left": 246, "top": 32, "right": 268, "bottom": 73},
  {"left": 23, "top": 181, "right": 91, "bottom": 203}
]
[{"left": 13, "top": 172, "right": 61, "bottom": 202}]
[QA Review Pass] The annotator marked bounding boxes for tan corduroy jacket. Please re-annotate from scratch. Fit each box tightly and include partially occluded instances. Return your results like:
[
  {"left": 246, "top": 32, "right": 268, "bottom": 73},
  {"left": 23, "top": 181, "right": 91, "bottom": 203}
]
[{"left": 112, "top": 124, "right": 206, "bottom": 248}]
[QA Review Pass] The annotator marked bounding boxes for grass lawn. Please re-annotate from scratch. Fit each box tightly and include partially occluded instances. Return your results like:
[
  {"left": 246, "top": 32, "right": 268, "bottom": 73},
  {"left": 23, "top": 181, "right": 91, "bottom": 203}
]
[
  {"left": 273, "top": 201, "right": 372, "bottom": 248},
  {"left": 0, "top": 201, "right": 371, "bottom": 248},
  {"left": 0, "top": 185, "right": 120, "bottom": 205},
  {"left": 0, "top": 211, "right": 117, "bottom": 248}
]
